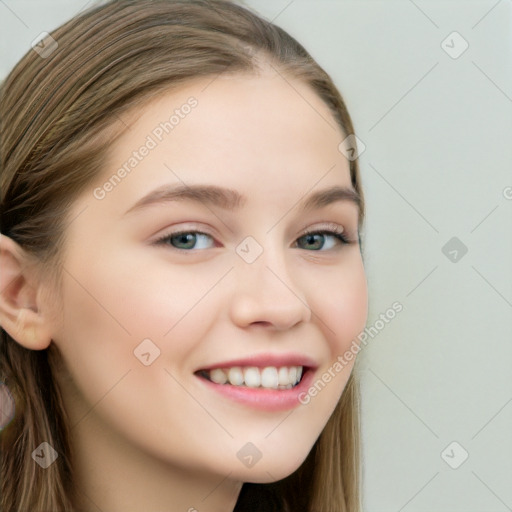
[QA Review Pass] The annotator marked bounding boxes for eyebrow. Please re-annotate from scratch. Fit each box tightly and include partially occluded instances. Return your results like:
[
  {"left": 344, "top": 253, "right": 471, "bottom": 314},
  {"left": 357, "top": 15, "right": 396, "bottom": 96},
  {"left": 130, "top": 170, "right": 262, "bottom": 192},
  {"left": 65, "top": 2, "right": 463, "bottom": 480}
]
[{"left": 123, "top": 183, "right": 362, "bottom": 216}]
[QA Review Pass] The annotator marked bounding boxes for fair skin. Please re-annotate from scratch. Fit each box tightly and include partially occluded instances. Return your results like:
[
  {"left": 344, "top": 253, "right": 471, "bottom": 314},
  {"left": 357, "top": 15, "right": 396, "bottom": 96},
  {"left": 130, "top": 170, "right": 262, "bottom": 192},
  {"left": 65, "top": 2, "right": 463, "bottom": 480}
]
[{"left": 0, "top": 66, "right": 367, "bottom": 512}]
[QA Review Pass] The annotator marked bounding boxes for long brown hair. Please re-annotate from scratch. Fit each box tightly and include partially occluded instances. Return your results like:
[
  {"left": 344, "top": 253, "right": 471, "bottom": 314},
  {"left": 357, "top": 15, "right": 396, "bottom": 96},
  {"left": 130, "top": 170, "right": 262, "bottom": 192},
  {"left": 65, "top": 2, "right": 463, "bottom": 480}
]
[{"left": 0, "top": 1, "right": 366, "bottom": 510}]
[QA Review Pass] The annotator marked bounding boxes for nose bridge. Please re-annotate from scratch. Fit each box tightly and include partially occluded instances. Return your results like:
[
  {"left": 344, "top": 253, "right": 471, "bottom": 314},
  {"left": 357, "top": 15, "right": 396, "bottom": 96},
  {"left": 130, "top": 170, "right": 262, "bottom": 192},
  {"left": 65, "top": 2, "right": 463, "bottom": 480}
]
[{"left": 230, "top": 234, "right": 312, "bottom": 329}]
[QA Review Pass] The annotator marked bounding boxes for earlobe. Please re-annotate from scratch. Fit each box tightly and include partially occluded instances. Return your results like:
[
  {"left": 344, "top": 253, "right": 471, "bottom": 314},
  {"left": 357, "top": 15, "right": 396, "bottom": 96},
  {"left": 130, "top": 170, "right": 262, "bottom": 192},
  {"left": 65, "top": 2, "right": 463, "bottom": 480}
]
[
  {"left": 0, "top": 234, "right": 53, "bottom": 350},
  {"left": 11, "top": 307, "right": 52, "bottom": 350}
]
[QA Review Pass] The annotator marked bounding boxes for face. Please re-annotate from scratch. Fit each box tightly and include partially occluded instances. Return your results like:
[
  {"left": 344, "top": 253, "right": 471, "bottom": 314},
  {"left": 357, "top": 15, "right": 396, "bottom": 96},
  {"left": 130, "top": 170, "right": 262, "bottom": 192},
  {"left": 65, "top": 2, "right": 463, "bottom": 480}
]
[{"left": 49, "top": 68, "right": 368, "bottom": 483}]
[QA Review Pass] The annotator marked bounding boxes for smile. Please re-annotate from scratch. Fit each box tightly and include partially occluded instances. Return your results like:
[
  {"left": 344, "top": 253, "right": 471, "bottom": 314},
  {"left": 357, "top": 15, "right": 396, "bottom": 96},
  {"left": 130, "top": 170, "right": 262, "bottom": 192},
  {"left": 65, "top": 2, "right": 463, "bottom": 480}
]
[
  {"left": 193, "top": 353, "right": 317, "bottom": 411},
  {"left": 197, "top": 365, "right": 304, "bottom": 390}
]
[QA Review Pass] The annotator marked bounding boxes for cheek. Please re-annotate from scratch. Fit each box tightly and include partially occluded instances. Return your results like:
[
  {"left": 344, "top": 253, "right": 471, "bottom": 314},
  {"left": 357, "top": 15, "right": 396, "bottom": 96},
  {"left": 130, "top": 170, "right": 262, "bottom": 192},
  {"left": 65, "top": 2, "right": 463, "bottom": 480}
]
[
  {"left": 53, "top": 250, "right": 219, "bottom": 420},
  {"left": 319, "top": 256, "right": 368, "bottom": 355},
  {"left": 59, "top": 246, "right": 210, "bottom": 348},
  {"left": 54, "top": 265, "right": 140, "bottom": 423},
  {"left": 287, "top": 257, "right": 367, "bottom": 430},
  {"left": 53, "top": 261, "right": 216, "bottom": 464}
]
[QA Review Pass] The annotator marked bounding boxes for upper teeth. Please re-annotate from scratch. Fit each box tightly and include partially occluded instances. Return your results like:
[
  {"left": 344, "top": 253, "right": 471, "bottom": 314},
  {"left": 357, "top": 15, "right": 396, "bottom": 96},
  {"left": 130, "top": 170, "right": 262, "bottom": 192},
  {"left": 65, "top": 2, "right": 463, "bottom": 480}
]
[{"left": 207, "top": 366, "right": 303, "bottom": 389}]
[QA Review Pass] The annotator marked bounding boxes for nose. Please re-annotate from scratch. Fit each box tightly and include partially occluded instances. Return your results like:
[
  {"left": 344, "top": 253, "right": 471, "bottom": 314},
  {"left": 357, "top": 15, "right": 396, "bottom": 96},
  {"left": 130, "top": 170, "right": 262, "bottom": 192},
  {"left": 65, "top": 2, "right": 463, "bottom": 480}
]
[{"left": 229, "top": 243, "right": 312, "bottom": 331}]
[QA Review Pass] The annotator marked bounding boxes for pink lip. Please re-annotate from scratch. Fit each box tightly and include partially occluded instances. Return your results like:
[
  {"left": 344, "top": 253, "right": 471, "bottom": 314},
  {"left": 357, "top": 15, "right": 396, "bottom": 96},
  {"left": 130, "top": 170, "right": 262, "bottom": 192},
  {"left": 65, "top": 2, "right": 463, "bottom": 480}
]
[
  {"left": 196, "top": 368, "right": 316, "bottom": 412},
  {"left": 194, "top": 352, "right": 318, "bottom": 412},
  {"left": 196, "top": 352, "right": 318, "bottom": 371}
]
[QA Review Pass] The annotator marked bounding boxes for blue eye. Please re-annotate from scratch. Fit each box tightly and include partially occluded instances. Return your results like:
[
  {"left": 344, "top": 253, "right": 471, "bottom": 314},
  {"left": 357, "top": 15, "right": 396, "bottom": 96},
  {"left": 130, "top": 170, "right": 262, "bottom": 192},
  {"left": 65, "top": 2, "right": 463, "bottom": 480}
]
[
  {"left": 297, "top": 228, "right": 350, "bottom": 251},
  {"left": 156, "top": 231, "right": 215, "bottom": 250},
  {"left": 154, "top": 225, "right": 352, "bottom": 252}
]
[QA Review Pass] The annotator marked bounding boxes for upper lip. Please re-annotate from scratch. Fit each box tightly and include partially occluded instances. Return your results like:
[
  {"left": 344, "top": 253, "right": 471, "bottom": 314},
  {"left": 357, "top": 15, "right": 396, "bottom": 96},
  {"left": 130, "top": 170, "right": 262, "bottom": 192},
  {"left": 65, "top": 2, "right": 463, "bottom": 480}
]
[{"left": 196, "top": 353, "right": 319, "bottom": 372}]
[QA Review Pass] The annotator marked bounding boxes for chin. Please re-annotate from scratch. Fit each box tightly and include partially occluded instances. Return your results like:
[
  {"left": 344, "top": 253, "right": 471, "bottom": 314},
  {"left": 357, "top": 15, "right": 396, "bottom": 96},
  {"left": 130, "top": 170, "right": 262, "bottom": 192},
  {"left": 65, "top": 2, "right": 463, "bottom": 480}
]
[{"left": 238, "top": 451, "right": 311, "bottom": 484}]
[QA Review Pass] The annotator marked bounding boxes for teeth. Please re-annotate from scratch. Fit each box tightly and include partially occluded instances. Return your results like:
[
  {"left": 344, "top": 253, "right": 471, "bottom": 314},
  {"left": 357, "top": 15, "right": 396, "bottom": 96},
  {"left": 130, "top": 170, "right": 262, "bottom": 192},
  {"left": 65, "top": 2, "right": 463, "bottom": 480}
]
[
  {"left": 210, "top": 368, "right": 228, "bottom": 384},
  {"left": 243, "top": 367, "right": 261, "bottom": 388},
  {"left": 260, "top": 367, "right": 279, "bottom": 389},
  {"left": 228, "top": 367, "right": 244, "bottom": 386},
  {"left": 288, "top": 366, "right": 297, "bottom": 384},
  {"left": 204, "top": 366, "right": 303, "bottom": 389},
  {"left": 278, "top": 366, "right": 289, "bottom": 385}
]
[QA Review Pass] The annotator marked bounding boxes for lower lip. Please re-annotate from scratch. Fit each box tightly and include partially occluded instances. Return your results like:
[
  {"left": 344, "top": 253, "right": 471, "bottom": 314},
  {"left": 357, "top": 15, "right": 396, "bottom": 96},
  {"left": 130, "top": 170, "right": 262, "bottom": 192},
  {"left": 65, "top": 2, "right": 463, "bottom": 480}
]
[{"left": 195, "top": 369, "right": 315, "bottom": 412}]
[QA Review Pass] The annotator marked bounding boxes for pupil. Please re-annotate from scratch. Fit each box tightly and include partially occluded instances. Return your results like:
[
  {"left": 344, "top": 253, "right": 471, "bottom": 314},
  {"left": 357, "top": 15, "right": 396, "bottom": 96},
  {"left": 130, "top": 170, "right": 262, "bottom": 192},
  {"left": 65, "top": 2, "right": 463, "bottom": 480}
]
[
  {"left": 305, "top": 234, "right": 321, "bottom": 249},
  {"left": 176, "top": 233, "right": 194, "bottom": 248}
]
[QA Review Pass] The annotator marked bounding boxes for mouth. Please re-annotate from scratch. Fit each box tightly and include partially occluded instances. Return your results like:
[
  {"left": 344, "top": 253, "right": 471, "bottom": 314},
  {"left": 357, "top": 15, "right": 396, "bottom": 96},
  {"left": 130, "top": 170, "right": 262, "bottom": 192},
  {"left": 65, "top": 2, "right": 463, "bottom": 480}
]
[
  {"left": 195, "top": 365, "right": 308, "bottom": 390},
  {"left": 193, "top": 353, "right": 318, "bottom": 411}
]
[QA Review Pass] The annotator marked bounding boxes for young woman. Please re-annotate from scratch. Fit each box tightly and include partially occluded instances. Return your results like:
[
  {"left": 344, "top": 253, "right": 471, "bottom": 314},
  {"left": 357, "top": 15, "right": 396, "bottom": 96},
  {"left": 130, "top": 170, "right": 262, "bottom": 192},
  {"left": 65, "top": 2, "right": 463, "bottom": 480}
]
[{"left": 0, "top": 1, "right": 368, "bottom": 510}]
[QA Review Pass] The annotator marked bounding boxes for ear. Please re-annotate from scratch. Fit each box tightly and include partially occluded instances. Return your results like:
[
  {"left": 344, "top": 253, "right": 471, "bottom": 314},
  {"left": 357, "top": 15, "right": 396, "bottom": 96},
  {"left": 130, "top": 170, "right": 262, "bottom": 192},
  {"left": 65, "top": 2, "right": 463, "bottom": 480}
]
[{"left": 0, "top": 233, "right": 55, "bottom": 350}]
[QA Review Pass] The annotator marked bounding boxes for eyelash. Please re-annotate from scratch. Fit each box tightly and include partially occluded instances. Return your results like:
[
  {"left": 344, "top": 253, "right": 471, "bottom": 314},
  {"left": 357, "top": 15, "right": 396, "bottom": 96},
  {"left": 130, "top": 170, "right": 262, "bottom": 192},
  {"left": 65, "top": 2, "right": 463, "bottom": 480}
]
[{"left": 153, "top": 223, "right": 353, "bottom": 251}]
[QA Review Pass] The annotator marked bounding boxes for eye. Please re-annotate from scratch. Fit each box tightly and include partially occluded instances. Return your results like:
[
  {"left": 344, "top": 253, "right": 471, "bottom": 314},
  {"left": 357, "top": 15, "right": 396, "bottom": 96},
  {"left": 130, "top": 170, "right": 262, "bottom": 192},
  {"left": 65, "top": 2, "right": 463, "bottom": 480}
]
[
  {"left": 295, "top": 225, "right": 351, "bottom": 251},
  {"left": 153, "top": 223, "right": 353, "bottom": 252},
  {"left": 154, "top": 230, "right": 216, "bottom": 251}
]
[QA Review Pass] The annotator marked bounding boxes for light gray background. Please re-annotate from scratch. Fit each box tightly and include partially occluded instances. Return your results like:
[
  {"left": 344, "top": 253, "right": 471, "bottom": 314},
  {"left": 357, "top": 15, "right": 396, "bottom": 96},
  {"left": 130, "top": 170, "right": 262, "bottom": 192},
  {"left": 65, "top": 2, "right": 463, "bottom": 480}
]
[{"left": 1, "top": 1, "right": 511, "bottom": 511}]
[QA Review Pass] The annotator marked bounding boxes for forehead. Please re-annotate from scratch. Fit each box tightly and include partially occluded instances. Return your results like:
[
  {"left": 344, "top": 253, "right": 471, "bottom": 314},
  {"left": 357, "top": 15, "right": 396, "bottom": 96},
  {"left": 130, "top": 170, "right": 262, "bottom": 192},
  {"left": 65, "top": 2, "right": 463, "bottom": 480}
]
[{"left": 91, "top": 71, "right": 354, "bottom": 216}]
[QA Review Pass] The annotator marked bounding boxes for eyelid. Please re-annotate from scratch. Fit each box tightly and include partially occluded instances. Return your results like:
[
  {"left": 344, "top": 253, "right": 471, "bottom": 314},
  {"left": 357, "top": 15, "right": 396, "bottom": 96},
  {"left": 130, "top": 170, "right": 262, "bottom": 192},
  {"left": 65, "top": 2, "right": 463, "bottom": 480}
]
[
  {"left": 302, "top": 221, "right": 343, "bottom": 235},
  {"left": 300, "top": 222, "right": 358, "bottom": 243},
  {"left": 150, "top": 221, "right": 217, "bottom": 241}
]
